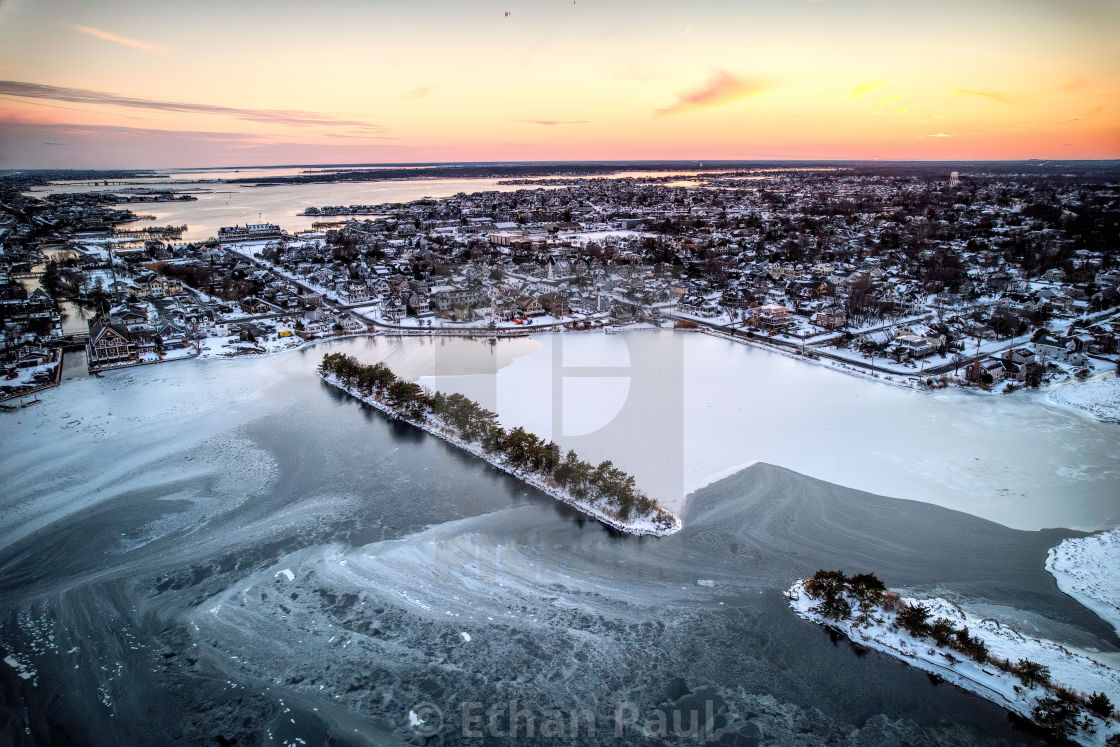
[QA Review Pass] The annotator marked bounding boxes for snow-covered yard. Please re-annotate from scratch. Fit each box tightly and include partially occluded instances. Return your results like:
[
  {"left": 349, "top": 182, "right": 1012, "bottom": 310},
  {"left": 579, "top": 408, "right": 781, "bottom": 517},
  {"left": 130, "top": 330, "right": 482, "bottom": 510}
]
[{"left": 196, "top": 334, "right": 307, "bottom": 359}]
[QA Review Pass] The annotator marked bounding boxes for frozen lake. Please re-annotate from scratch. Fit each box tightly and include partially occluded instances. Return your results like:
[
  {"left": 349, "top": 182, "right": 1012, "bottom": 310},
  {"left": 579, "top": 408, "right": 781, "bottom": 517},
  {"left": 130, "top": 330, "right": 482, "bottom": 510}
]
[
  {"left": 5, "top": 330, "right": 1114, "bottom": 551},
  {"left": 404, "top": 330, "right": 1119, "bottom": 532},
  {"left": 2, "top": 330, "right": 1116, "bottom": 743}
]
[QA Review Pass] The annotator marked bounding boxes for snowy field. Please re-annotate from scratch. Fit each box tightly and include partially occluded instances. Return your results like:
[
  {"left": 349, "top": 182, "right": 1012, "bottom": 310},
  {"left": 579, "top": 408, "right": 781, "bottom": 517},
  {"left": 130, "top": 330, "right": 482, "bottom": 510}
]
[{"left": 1047, "top": 529, "right": 1120, "bottom": 637}]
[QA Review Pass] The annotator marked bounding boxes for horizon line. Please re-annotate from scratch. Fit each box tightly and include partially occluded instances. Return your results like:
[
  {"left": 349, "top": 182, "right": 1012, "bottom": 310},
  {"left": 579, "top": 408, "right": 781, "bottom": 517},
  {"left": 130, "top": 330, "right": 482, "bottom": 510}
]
[{"left": 6, "top": 156, "right": 1120, "bottom": 174}]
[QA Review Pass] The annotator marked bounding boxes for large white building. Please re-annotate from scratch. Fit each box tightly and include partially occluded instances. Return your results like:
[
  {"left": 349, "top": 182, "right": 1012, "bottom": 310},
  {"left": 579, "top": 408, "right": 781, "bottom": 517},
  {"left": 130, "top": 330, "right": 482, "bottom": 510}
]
[{"left": 218, "top": 224, "right": 283, "bottom": 244}]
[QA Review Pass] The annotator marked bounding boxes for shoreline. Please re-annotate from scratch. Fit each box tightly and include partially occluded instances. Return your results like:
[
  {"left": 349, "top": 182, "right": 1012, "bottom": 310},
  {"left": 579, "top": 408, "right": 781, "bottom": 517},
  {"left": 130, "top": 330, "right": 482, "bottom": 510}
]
[
  {"left": 49, "top": 303, "right": 1116, "bottom": 425},
  {"left": 319, "top": 371, "right": 683, "bottom": 538},
  {"left": 699, "top": 325, "right": 1120, "bottom": 423},
  {"left": 1042, "top": 375, "right": 1120, "bottom": 424},
  {"left": 788, "top": 577, "right": 1120, "bottom": 745},
  {"left": 698, "top": 326, "right": 919, "bottom": 392},
  {"left": 1047, "top": 530, "right": 1120, "bottom": 638}
]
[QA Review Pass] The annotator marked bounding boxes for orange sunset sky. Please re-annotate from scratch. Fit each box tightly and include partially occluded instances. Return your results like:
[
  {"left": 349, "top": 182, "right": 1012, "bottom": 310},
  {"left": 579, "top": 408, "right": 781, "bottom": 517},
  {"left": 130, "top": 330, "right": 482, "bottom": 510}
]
[{"left": 0, "top": 0, "right": 1117, "bottom": 168}]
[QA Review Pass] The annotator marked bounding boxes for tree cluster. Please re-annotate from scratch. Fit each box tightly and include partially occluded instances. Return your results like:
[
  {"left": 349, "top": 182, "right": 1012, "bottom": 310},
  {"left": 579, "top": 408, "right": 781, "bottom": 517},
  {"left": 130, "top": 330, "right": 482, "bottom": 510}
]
[
  {"left": 801, "top": 569, "right": 1117, "bottom": 740},
  {"left": 318, "top": 353, "right": 671, "bottom": 526}
]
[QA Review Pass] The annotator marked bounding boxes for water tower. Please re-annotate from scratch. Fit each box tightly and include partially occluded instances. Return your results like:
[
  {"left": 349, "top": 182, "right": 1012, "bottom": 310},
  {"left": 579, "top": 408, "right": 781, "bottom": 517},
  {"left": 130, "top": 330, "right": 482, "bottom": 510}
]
[{"left": 949, "top": 171, "right": 960, "bottom": 190}]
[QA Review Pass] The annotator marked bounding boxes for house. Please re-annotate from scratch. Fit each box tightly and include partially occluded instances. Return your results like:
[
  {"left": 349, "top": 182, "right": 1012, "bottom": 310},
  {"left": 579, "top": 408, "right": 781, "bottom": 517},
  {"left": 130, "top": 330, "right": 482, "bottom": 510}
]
[
  {"left": 812, "top": 307, "right": 846, "bottom": 329},
  {"left": 968, "top": 357, "right": 1006, "bottom": 384},
  {"left": 517, "top": 296, "right": 546, "bottom": 317},
  {"left": 1002, "top": 347, "right": 1035, "bottom": 365},
  {"left": 15, "top": 345, "right": 51, "bottom": 367},
  {"left": 155, "top": 321, "right": 190, "bottom": 350},
  {"left": 339, "top": 283, "right": 371, "bottom": 304},
  {"left": 240, "top": 296, "right": 272, "bottom": 315},
  {"left": 113, "top": 306, "right": 150, "bottom": 327},
  {"left": 1017, "top": 361, "right": 1045, "bottom": 386},
  {"left": 88, "top": 315, "right": 136, "bottom": 365},
  {"left": 135, "top": 272, "right": 180, "bottom": 298},
  {"left": 381, "top": 297, "right": 404, "bottom": 323},
  {"left": 756, "top": 302, "right": 793, "bottom": 328},
  {"left": 430, "top": 284, "right": 485, "bottom": 312},
  {"left": 896, "top": 334, "right": 945, "bottom": 358}
]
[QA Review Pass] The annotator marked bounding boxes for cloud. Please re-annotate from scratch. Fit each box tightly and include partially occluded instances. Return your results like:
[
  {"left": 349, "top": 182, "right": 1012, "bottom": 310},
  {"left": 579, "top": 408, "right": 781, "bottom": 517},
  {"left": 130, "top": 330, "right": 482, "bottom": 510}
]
[
  {"left": 0, "top": 93, "right": 125, "bottom": 117},
  {"left": 64, "top": 24, "right": 173, "bottom": 56},
  {"left": 401, "top": 86, "right": 433, "bottom": 101},
  {"left": 0, "top": 119, "right": 410, "bottom": 169},
  {"left": 846, "top": 80, "right": 888, "bottom": 98},
  {"left": 0, "top": 119, "right": 269, "bottom": 144},
  {"left": 0, "top": 80, "right": 385, "bottom": 132},
  {"left": 949, "top": 89, "right": 1019, "bottom": 104},
  {"left": 925, "top": 133, "right": 952, "bottom": 138},
  {"left": 512, "top": 119, "right": 589, "bottom": 126},
  {"left": 655, "top": 71, "right": 771, "bottom": 117}
]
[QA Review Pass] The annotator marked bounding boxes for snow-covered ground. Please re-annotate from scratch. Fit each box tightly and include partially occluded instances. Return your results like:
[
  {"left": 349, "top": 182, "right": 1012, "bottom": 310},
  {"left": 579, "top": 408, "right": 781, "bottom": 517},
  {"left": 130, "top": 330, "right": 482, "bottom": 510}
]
[
  {"left": 352, "top": 307, "right": 576, "bottom": 330},
  {"left": 1047, "top": 376, "right": 1120, "bottom": 423},
  {"left": 2, "top": 359, "right": 59, "bottom": 392},
  {"left": 320, "top": 372, "right": 681, "bottom": 537},
  {"left": 788, "top": 580, "right": 1120, "bottom": 745},
  {"left": 196, "top": 334, "right": 308, "bottom": 359},
  {"left": 1047, "top": 530, "right": 1120, "bottom": 638}
]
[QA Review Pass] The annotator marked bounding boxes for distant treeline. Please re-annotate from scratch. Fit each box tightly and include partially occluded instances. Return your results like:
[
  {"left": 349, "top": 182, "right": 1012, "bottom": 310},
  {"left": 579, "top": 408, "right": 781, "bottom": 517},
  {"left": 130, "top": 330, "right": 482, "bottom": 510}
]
[
  {"left": 226, "top": 160, "right": 1120, "bottom": 186},
  {"left": 319, "top": 352, "right": 670, "bottom": 525}
]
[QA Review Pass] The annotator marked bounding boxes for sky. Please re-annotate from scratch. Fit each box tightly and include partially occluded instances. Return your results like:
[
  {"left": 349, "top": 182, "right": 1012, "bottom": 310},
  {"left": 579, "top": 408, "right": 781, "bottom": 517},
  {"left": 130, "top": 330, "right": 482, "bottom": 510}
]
[{"left": 0, "top": 0, "right": 1117, "bottom": 168}]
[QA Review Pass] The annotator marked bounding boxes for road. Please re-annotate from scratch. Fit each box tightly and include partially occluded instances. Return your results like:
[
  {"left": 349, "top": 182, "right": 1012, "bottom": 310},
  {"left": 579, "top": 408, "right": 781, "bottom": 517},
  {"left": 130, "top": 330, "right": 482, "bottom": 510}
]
[{"left": 664, "top": 312, "right": 1013, "bottom": 377}]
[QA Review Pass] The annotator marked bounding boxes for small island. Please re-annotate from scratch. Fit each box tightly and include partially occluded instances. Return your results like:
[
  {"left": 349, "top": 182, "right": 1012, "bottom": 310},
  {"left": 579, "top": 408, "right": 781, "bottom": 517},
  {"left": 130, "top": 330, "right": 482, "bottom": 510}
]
[
  {"left": 318, "top": 352, "right": 681, "bottom": 536},
  {"left": 788, "top": 570, "right": 1120, "bottom": 745}
]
